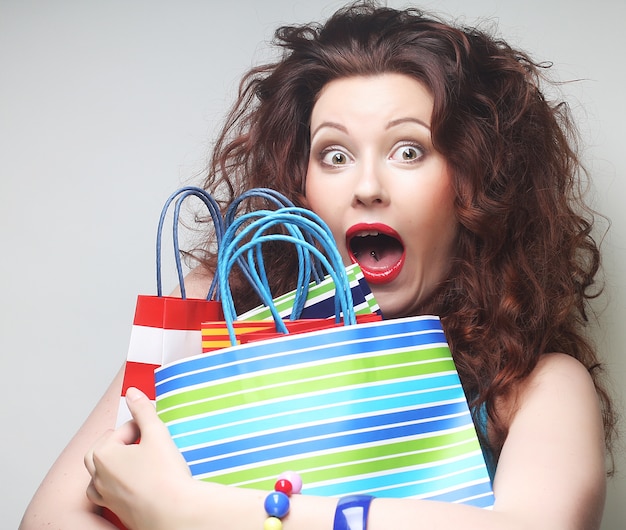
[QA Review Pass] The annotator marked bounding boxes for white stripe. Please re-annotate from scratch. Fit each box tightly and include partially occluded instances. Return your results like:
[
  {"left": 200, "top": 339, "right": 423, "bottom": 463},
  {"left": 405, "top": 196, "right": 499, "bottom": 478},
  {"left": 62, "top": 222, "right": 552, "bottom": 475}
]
[
  {"left": 159, "top": 364, "right": 457, "bottom": 417},
  {"left": 358, "top": 464, "right": 488, "bottom": 495},
  {"left": 126, "top": 325, "right": 163, "bottom": 364},
  {"left": 226, "top": 444, "right": 483, "bottom": 488},
  {"left": 183, "top": 410, "right": 471, "bottom": 466},
  {"left": 162, "top": 329, "right": 204, "bottom": 364},
  {"left": 116, "top": 397, "right": 156, "bottom": 427},
  {"left": 156, "top": 342, "right": 450, "bottom": 399},
  {"left": 453, "top": 490, "right": 495, "bottom": 506},
  {"left": 193, "top": 429, "right": 477, "bottom": 482},
  {"left": 170, "top": 386, "right": 464, "bottom": 440},
  {"left": 159, "top": 318, "right": 445, "bottom": 378},
  {"left": 400, "top": 478, "right": 492, "bottom": 501}
]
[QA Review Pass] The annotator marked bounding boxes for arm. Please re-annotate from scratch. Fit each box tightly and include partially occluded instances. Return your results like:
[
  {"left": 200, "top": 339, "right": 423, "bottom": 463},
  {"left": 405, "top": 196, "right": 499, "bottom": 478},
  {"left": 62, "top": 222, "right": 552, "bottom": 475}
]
[
  {"left": 85, "top": 352, "right": 607, "bottom": 530},
  {"left": 20, "top": 266, "right": 215, "bottom": 530},
  {"left": 19, "top": 366, "right": 124, "bottom": 529}
]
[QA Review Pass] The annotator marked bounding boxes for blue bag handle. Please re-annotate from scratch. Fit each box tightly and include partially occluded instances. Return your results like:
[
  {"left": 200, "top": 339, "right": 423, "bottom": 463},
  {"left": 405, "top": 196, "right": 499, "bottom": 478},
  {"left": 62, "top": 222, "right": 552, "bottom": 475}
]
[
  {"left": 221, "top": 209, "right": 316, "bottom": 318},
  {"left": 156, "top": 186, "right": 224, "bottom": 300},
  {"left": 225, "top": 188, "right": 326, "bottom": 286},
  {"left": 217, "top": 207, "right": 356, "bottom": 345}
]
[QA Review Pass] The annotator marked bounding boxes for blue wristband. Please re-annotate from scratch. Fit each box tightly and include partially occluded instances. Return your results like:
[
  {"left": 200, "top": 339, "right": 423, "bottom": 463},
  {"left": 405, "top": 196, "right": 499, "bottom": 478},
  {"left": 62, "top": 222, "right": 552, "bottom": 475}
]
[{"left": 333, "top": 495, "right": 374, "bottom": 530}]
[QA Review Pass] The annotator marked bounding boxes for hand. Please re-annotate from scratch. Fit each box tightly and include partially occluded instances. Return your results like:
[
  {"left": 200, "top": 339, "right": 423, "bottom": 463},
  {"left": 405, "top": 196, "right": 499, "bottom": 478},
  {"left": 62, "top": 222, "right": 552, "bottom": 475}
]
[{"left": 84, "top": 387, "right": 194, "bottom": 530}]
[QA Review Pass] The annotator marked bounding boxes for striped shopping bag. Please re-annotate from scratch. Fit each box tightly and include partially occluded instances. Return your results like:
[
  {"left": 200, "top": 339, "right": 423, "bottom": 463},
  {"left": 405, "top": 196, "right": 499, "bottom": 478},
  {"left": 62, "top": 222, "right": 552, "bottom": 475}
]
[
  {"left": 106, "top": 187, "right": 225, "bottom": 529},
  {"left": 201, "top": 262, "right": 381, "bottom": 353},
  {"left": 237, "top": 263, "right": 380, "bottom": 321},
  {"left": 115, "top": 187, "right": 224, "bottom": 426},
  {"left": 155, "top": 315, "right": 494, "bottom": 508}
]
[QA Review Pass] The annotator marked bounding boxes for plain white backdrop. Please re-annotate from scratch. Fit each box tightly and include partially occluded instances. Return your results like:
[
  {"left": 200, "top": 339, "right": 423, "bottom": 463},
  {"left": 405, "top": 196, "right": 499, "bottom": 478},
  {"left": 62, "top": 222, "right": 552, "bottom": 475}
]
[{"left": 1, "top": 0, "right": 624, "bottom": 528}]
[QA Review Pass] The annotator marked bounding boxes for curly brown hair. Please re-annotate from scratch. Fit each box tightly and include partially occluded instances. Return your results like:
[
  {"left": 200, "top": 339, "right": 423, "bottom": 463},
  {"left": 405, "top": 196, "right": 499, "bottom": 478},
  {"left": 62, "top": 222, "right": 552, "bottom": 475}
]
[{"left": 200, "top": 1, "right": 616, "bottom": 469}]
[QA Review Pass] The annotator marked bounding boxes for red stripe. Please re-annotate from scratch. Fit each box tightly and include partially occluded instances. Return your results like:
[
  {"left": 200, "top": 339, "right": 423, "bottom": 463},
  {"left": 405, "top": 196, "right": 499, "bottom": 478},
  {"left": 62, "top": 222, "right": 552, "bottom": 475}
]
[
  {"left": 121, "top": 361, "right": 159, "bottom": 400},
  {"left": 132, "top": 295, "right": 222, "bottom": 330},
  {"left": 240, "top": 314, "right": 383, "bottom": 343}
]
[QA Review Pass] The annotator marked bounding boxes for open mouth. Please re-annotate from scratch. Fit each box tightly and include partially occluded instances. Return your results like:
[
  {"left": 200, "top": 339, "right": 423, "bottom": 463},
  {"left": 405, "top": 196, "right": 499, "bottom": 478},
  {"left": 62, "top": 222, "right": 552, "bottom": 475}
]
[{"left": 346, "top": 224, "right": 405, "bottom": 285}]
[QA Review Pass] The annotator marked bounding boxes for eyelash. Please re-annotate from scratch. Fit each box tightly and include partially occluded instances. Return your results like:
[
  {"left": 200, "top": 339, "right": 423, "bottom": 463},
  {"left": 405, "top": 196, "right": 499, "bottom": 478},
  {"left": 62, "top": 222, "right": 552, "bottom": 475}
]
[
  {"left": 318, "top": 146, "right": 351, "bottom": 168},
  {"left": 317, "top": 141, "right": 426, "bottom": 168},
  {"left": 390, "top": 142, "right": 426, "bottom": 163}
]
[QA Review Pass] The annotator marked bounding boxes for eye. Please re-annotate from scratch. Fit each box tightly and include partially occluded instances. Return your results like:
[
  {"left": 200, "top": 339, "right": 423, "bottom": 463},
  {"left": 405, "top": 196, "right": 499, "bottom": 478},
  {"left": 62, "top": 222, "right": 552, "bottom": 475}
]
[
  {"left": 390, "top": 143, "right": 424, "bottom": 163},
  {"left": 320, "top": 148, "right": 351, "bottom": 167}
]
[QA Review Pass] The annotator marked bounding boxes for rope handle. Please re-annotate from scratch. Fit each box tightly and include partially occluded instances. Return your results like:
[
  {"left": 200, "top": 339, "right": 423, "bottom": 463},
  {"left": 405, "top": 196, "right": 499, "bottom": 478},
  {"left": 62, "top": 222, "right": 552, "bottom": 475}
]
[
  {"left": 217, "top": 207, "right": 355, "bottom": 345},
  {"left": 156, "top": 186, "right": 224, "bottom": 300}
]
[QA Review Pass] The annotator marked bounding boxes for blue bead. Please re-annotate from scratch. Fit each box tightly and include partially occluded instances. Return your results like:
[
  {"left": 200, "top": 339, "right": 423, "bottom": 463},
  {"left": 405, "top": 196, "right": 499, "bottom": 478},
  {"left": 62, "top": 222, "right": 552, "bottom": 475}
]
[{"left": 264, "top": 491, "right": 290, "bottom": 518}]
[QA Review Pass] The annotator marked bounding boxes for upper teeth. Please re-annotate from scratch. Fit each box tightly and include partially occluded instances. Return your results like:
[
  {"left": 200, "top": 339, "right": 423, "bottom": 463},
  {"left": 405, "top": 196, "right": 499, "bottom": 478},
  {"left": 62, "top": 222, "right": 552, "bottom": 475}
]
[{"left": 357, "top": 231, "right": 380, "bottom": 237}]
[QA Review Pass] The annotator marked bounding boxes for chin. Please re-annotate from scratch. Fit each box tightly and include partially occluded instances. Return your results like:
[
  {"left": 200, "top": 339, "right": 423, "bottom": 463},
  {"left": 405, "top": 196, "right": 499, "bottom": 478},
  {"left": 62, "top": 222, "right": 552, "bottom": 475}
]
[{"left": 372, "top": 294, "right": 409, "bottom": 320}]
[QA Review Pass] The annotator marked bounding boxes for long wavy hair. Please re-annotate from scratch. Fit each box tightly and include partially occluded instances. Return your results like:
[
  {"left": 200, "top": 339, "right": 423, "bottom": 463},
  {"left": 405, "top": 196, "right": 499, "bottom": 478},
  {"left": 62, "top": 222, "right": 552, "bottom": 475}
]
[{"left": 200, "top": 1, "right": 616, "bottom": 467}]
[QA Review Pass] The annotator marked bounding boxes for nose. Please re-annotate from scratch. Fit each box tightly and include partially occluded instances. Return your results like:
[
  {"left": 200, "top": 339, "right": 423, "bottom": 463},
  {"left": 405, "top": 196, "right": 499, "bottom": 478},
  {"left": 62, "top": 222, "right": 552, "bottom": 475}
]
[{"left": 352, "top": 160, "right": 389, "bottom": 207}]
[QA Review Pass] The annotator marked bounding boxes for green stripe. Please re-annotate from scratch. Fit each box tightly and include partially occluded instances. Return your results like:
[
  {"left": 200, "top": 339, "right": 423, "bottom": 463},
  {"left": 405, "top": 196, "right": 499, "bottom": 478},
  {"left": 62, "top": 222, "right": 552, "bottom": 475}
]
[
  {"left": 159, "top": 346, "right": 451, "bottom": 409},
  {"left": 238, "top": 265, "right": 363, "bottom": 321},
  {"left": 198, "top": 426, "right": 480, "bottom": 487},
  {"left": 157, "top": 354, "right": 455, "bottom": 421}
]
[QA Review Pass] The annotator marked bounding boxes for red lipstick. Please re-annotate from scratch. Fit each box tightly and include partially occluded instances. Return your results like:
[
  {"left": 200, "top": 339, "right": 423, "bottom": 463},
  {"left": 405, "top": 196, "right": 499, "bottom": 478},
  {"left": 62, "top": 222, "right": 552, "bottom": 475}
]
[{"left": 346, "top": 223, "right": 405, "bottom": 285}]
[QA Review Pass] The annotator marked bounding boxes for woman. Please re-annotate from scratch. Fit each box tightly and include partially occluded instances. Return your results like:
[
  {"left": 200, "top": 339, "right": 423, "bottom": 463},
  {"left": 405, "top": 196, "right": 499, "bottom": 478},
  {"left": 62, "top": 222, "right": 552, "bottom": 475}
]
[{"left": 21, "top": 3, "right": 616, "bottom": 529}]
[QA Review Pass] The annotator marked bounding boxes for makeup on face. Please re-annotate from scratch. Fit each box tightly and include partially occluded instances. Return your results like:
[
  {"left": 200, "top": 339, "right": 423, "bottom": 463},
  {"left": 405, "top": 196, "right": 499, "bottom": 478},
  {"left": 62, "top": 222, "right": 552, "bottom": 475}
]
[{"left": 305, "top": 74, "right": 458, "bottom": 318}]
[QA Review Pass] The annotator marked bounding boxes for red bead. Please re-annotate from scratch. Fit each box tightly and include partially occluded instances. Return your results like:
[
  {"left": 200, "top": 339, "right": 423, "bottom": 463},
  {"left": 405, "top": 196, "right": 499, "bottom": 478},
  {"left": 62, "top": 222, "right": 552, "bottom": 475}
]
[
  {"left": 274, "top": 478, "right": 293, "bottom": 495},
  {"left": 278, "top": 471, "right": 302, "bottom": 494}
]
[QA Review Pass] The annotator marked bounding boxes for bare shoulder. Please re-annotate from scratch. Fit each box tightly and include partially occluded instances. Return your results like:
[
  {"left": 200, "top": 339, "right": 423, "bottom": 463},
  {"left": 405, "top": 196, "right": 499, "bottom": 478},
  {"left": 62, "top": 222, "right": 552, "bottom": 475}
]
[
  {"left": 513, "top": 352, "right": 602, "bottom": 420},
  {"left": 169, "top": 265, "right": 215, "bottom": 298},
  {"left": 506, "top": 352, "right": 604, "bottom": 448},
  {"left": 522, "top": 352, "right": 597, "bottom": 394},
  {"left": 494, "top": 353, "right": 606, "bottom": 528}
]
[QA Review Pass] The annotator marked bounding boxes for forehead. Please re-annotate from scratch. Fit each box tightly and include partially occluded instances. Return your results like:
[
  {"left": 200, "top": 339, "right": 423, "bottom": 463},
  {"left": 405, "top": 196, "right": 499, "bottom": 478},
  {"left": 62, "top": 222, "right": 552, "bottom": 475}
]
[{"left": 311, "top": 74, "right": 434, "bottom": 127}]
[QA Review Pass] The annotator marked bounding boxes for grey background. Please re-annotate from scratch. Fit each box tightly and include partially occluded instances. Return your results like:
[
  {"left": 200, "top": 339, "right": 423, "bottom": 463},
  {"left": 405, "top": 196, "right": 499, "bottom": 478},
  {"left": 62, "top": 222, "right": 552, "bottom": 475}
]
[{"left": 1, "top": 0, "right": 624, "bottom": 528}]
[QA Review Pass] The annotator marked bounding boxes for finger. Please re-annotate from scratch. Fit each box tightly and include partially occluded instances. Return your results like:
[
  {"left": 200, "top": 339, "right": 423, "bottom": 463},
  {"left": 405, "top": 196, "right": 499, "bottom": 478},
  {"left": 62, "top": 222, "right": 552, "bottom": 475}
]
[
  {"left": 124, "top": 387, "right": 168, "bottom": 438},
  {"left": 85, "top": 478, "right": 105, "bottom": 507},
  {"left": 84, "top": 428, "right": 115, "bottom": 476},
  {"left": 108, "top": 418, "right": 141, "bottom": 446},
  {"left": 84, "top": 448, "right": 96, "bottom": 477}
]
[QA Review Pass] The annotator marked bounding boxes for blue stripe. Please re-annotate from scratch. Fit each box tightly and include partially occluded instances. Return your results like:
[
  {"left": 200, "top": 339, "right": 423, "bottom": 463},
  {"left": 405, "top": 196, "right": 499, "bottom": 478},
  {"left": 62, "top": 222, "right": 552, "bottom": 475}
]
[
  {"left": 166, "top": 372, "right": 462, "bottom": 437},
  {"left": 156, "top": 331, "right": 448, "bottom": 395},
  {"left": 302, "top": 453, "right": 489, "bottom": 496},
  {"left": 355, "top": 464, "right": 490, "bottom": 499},
  {"left": 172, "top": 386, "right": 466, "bottom": 449},
  {"left": 422, "top": 480, "right": 495, "bottom": 505},
  {"left": 326, "top": 476, "right": 493, "bottom": 503},
  {"left": 182, "top": 401, "right": 469, "bottom": 462},
  {"left": 186, "top": 409, "right": 471, "bottom": 475},
  {"left": 155, "top": 316, "right": 444, "bottom": 384},
  {"left": 297, "top": 283, "right": 366, "bottom": 319},
  {"left": 456, "top": 491, "right": 496, "bottom": 509},
  {"left": 157, "top": 325, "right": 445, "bottom": 390}
]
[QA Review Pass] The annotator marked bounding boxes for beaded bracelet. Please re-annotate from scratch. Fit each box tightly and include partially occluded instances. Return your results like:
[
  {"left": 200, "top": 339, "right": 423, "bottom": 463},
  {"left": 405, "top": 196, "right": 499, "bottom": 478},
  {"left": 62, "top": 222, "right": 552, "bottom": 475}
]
[
  {"left": 263, "top": 471, "right": 302, "bottom": 530},
  {"left": 333, "top": 494, "right": 374, "bottom": 530}
]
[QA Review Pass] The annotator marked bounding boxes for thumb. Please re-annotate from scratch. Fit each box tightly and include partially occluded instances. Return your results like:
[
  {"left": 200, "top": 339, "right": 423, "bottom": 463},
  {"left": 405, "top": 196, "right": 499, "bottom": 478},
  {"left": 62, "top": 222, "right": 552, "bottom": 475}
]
[{"left": 124, "top": 387, "right": 168, "bottom": 439}]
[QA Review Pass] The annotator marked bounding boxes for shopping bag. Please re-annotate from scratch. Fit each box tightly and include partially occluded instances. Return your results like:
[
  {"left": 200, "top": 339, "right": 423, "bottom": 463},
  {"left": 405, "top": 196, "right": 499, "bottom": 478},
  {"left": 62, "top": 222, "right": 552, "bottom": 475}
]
[
  {"left": 116, "top": 188, "right": 312, "bottom": 427},
  {"left": 154, "top": 208, "right": 495, "bottom": 509},
  {"left": 237, "top": 262, "right": 380, "bottom": 321},
  {"left": 105, "top": 187, "right": 226, "bottom": 528},
  {"left": 115, "top": 186, "right": 224, "bottom": 426},
  {"left": 202, "top": 260, "right": 381, "bottom": 352}
]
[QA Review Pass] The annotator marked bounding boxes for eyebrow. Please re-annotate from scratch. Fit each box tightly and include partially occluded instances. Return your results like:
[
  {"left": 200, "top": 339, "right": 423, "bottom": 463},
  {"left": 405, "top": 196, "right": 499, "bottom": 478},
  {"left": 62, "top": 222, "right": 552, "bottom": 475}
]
[
  {"left": 311, "top": 117, "right": 431, "bottom": 139},
  {"left": 386, "top": 117, "right": 431, "bottom": 130},
  {"left": 310, "top": 121, "right": 347, "bottom": 139}
]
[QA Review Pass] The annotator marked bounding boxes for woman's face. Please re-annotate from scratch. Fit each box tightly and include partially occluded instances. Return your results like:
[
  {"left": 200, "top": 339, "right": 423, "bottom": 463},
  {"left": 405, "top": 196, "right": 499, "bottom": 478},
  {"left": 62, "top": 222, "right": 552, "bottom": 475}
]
[{"left": 305, "top": 74, "right": 458, "bottom": 318}]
